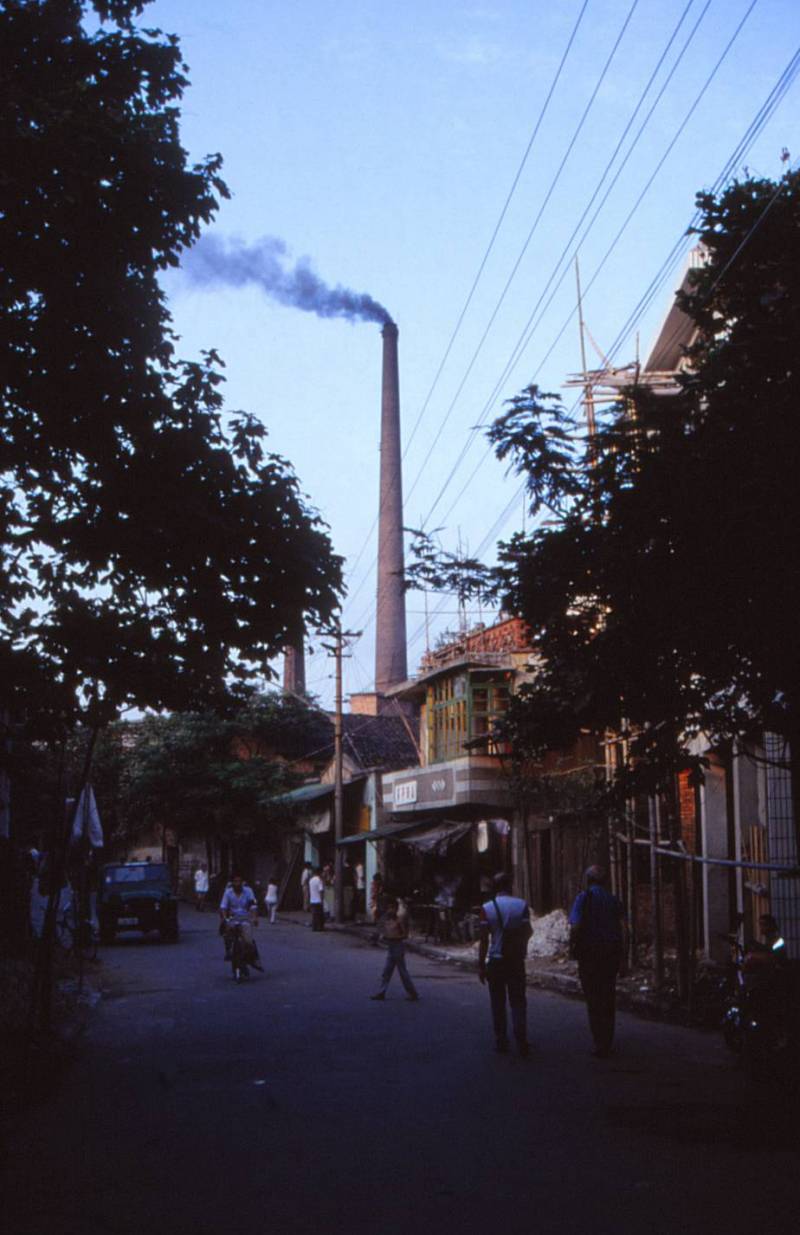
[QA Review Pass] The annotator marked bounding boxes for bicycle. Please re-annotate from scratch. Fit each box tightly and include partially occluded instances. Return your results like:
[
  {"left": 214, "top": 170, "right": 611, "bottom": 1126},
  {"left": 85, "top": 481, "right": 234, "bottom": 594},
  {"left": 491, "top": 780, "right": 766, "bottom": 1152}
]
[{"left": 226, "top": 921, "right": 250, "bottom": 983}]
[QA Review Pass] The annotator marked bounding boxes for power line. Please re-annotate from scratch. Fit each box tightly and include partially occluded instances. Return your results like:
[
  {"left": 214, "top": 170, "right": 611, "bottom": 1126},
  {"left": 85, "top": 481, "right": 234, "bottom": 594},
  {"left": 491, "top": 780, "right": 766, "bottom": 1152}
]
[
  {"left": 340, "top": 0, "right": 593, "bottom": 602},
  {"left": 402, "top": 0, "right": 642, "bottom": 518},
  {"left": 345, "top": 2, "right": 792, "bottom": 695},
  {"left": 417, "top": 0, "right": 764, "bottom": 533},
  {"left": 343, "top": 0, "right": 642, "bottom": 635}
]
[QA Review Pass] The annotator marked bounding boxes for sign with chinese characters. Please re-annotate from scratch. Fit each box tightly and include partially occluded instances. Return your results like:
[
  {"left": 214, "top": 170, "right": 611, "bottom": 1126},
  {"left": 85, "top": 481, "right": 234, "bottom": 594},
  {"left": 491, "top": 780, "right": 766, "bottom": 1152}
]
[{"left": 394, "top": 780, "right": 418, "bottom": 806}]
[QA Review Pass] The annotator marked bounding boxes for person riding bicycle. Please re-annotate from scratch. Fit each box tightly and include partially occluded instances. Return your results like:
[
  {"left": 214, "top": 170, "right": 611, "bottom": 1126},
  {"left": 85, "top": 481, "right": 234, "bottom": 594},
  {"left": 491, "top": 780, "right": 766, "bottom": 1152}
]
[{"left": 219, "top": 873, "right": 262, "bottom": 971}]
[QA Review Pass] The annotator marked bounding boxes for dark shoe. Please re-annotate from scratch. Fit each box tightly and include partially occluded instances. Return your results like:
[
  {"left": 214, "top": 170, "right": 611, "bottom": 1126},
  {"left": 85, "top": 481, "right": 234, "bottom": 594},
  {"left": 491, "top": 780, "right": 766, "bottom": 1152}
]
[
  {"left": 495, "top": 1038, "right": 509, "bottom": 1054},
  {"left": 406, "top": 993, "right": 420, "bottom": 1002},
  {"left": 252, "top": 962, "right": 264, "bottom": 972},
  {"left": 370, "top": 993, "right": 385, "bottom": 1001}
]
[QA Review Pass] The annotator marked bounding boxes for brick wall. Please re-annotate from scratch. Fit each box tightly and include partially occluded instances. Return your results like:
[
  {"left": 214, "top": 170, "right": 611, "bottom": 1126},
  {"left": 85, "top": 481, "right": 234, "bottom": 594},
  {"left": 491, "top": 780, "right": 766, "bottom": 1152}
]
[
  {"left": 678, "top": 770, "right": 697, "bottom": 853},
  {"left": 420, "top": 617, "right": 532, "bottom": 672}
]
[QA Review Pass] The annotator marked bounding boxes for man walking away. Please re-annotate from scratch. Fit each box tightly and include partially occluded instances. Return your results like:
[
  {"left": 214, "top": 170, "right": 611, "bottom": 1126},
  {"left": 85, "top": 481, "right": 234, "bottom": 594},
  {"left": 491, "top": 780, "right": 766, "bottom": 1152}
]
[
  {"left": 478, "top": 873, "right": 532, "bottom": 1056},
  {"left": 309, "top": 866, "right": 325, "bottom": 932},
  {"left": 370, "top": 898, "right": 419, "bottom": 1001},
  {"left": 569, "top": 865, "right": 627, "bottom": 1058}
]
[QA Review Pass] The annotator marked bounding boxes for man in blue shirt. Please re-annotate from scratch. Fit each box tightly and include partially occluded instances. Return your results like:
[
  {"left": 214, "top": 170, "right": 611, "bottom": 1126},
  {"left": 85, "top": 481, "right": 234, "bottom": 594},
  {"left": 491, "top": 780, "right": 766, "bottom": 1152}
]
[
  {"left": 219, "top": 874, "right": 262, "bottom": 972},
  {"left": 569, "top": 865, "right": 627, "bottom": 1058},
  {"left": 478, "top": 872, "right": 533, "bottom": 1056}
]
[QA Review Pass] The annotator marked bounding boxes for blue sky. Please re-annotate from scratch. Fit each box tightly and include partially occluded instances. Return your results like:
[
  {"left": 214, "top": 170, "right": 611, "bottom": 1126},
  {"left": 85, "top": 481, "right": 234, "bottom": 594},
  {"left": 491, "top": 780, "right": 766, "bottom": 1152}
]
[{"left": 148, "top": 0, "right": 800, "bottom": 706}]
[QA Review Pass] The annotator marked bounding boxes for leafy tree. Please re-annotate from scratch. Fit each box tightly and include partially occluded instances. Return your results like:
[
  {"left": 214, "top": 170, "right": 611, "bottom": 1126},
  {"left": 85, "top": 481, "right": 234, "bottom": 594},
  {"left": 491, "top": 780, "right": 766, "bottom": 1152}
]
[
  {"left": 405, "top": 171, "right": 800, "bottom": 826},
  {"left": 0, "top": 0, "right": 342, "bottom": 739},
  {"left": 113, "top": 694, "right": 326, "bottom": 854},
  {"left": 486, "top": 170, "right": 800, "bottom": 809}
]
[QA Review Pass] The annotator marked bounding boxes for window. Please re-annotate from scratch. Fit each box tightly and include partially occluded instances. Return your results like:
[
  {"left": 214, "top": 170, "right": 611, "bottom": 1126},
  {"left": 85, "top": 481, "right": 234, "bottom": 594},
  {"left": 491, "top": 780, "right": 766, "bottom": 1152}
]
[{"left": 427, "top": 674, "right": 511, "bottom": 763}]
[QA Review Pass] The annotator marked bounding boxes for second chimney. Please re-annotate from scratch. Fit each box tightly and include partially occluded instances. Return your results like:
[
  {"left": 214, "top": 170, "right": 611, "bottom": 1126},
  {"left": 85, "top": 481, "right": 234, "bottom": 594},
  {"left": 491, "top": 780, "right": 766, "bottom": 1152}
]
[{"left": 374, "top": 320, "right": 408, "bottom": 695}]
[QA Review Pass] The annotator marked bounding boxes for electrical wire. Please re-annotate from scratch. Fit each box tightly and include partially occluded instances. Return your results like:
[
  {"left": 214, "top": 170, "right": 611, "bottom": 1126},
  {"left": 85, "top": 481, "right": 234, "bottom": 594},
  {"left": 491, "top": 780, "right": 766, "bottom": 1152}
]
[
  {"left": 343, "top": 3, "right": 797, "bottom": 700},
  {"left": 418, "top": 0, "right": 762, "bottom": 533},
  {"left": 343, "top": 0, "right": 644, "bottom": 636},
  {"left": 341, "top": 0, "right": 593, "bottom": 598}
]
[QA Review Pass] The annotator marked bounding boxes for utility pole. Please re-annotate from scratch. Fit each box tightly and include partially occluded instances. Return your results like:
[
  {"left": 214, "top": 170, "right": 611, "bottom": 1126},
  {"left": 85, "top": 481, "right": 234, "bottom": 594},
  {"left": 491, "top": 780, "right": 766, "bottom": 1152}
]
[
  {"left": 575, "top": 255, "right": 597, "bottom": 443},
  {"left": 323, "top": 620, "right": 361, "bottom": 925},
  {"left": 333, "top": 621, "right": 344, "bottom": 924}
]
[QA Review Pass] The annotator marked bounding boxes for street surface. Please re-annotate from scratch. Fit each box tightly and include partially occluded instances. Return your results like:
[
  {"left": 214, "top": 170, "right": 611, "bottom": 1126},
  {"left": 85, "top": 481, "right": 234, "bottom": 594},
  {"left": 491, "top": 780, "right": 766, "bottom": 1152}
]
[{"left": 5, "top": 910, "right": 798, "bottom": 1235}]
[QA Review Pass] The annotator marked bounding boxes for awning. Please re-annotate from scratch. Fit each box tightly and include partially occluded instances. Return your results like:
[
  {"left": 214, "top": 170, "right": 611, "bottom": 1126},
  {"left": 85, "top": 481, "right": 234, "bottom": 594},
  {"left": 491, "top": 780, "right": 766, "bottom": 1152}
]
[
  {"left": 393, "top": 821, "right": 472, "bottom": 854},
  {"left": 337, "top": 818, "right": 473, "bottom": 854},
  {"left": 337, "top": 819, "right": 425, "bottom": 847},
  {"left": 272, "top": 775, "right": 366, "bottom": 807},
  {"left": 272, "top": 782, "right": 333, "bottom": 806}
]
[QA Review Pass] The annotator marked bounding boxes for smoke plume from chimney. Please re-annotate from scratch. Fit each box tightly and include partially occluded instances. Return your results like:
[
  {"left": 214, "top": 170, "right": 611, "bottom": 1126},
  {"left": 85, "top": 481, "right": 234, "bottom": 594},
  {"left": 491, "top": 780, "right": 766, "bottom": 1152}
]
[{"left": 184, "top": 235, "right": 392, "bottom": 326}]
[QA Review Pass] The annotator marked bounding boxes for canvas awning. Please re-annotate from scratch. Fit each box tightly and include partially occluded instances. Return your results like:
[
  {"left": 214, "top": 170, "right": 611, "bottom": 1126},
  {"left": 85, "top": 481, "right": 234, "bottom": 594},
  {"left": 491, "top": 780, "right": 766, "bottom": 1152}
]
[
  {"left": 272, "top": 774, "right": 366, "bottom": 807},
  {"left": 337, "top": 818, "right": 473, "bottom": 854}
]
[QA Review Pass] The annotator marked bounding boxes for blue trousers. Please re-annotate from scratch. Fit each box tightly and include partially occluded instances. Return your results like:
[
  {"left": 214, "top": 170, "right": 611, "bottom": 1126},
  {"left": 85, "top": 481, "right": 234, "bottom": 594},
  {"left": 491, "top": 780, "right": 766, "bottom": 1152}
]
[{"left": 378, "top": 941, "right": 418, "bottom": 996}]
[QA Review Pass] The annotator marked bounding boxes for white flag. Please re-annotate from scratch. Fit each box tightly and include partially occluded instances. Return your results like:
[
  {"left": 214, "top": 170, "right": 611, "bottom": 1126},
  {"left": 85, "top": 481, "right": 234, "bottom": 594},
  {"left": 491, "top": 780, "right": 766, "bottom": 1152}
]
[{"left": 68, "top": 786, "right": 104, "bottom": 848}]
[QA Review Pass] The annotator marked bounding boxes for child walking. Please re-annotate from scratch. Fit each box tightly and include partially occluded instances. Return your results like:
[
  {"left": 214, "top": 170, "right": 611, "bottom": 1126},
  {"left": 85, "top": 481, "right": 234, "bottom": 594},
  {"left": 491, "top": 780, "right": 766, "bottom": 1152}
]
[
  {"left": 265, "top": 878, "right": 279, "bottom": 924},
  {"left": 370, "top": 897, "right": 419, "bottom": 1001}
]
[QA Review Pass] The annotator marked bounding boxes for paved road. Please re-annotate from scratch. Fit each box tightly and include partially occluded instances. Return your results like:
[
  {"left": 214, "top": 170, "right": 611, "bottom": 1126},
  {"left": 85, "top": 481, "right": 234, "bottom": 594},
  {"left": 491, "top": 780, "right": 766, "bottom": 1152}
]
[{"left": 5, "top": 910, "right": 798, "bottom": 1235}]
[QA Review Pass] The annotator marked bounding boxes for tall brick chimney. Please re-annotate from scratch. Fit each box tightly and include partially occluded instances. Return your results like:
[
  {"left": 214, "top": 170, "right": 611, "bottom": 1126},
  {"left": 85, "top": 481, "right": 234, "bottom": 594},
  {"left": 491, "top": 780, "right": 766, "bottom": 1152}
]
[
  {"left": 282, "top": 633, "right": 306, "bottom": 698},
  {"left": 374, "top": 320, "right": 408, "bottom": 694}
]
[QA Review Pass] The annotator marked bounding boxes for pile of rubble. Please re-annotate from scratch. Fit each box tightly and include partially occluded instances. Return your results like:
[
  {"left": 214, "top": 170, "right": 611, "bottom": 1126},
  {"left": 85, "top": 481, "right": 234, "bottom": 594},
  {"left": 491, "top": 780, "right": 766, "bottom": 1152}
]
[{"left": 528, "top": 909, "right": 570, "bottom": 958}]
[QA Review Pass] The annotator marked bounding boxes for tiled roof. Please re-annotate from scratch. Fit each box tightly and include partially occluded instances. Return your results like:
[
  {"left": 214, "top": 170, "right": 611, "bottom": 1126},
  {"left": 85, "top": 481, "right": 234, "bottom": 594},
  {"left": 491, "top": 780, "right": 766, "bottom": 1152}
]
[{"left": 342, "top": 712, "right": 419, "bottom": 771}]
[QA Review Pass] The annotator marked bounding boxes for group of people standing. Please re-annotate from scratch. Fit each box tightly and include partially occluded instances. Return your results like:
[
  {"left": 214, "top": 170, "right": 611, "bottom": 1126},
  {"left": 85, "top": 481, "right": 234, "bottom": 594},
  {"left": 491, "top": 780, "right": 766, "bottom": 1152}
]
[{"left": 300, "top": 859, "right": 367, "bottom": 929}]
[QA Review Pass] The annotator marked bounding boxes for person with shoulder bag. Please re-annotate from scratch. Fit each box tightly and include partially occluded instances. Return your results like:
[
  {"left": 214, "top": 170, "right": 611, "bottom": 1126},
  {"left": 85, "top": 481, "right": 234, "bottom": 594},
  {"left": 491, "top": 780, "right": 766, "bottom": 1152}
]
[
  {"left": 568, "top": 865, "right": 627, "bottom": 1058},
  {"left": 478, "top": 872, "right": 533, "bottom": 1056}
]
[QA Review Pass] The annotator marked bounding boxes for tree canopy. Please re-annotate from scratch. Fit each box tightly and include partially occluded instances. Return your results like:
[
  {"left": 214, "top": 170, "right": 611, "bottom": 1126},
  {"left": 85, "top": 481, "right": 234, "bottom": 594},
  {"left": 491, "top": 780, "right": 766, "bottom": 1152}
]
[
  {"left": 418, "top": 170, "right": 800, "bottom": 792},
  {"left": 1, "top": 0, "right": 342, "bottom": 736}
]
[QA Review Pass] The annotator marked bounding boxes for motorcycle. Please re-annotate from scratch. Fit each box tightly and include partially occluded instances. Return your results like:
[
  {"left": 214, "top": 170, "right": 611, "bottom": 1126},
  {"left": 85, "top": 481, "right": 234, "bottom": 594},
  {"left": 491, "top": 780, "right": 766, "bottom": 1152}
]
[{"left": 719, "top": 933, "right": 796, "bottom": 1082}]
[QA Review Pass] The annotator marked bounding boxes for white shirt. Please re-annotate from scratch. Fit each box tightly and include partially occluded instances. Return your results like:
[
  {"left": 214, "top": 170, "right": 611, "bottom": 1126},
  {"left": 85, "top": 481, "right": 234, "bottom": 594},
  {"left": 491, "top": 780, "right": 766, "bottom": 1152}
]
[
  {"left": 194, "top": 869, "right": 209, "bottom": 893},
  {"left": 300, "top": 867, "right": 311, "bottom": 887},
  {"left": 265, "top": 882, "right": 279, "bottom": 903},
  {"left": 355, "top": 863, "right": 365, "bottom": 890},
  {"left": 309, "top": 874, "right": 324, "bottom": 905}
]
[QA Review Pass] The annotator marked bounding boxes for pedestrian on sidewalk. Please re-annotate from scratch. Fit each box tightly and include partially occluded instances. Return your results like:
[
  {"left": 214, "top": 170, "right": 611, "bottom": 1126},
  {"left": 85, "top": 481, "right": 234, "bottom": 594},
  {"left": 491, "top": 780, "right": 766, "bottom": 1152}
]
[
  {"left": 478, "top": 872, "right": 532, "bottom": 1056},
  {"left": 265, "top": 878, "right": 279, "bottom": 924},
  {"left": 309, "top": 866, "right": 325, "bottom": 932},
  {"left": 354, "top": 859, "right": 366, "bottom": 918},
  {"left": 370, "top": 897, "right": 419, "bottom": 1001},
  {"left": 193, "top": 863, "right": 209, "bottom": 912},
  {"left": 568, "top": 865, "right": 627, "bottom": 1058},
  {"left": 300, "top": 861, "right": 312, "bottom": 912}
]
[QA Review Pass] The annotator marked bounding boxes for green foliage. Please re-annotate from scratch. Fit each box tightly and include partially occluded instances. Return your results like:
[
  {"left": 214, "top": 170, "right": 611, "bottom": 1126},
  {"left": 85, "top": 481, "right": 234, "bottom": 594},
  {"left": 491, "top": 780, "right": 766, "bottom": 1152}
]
[
  {"left": 410, "top": 173, "right": 800, "bottom": 794},
  {"left": 112, "top": 698, "right": 309, "bottom": 845},
  {"left": 404, "top": 528, "right": 497, "bottom": 608},
  {"left": 0, "top": 1, "right": 342, "bottom": 738},
  {"left": 489, "top": 170, "right": 800, "bottom": 791}
]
